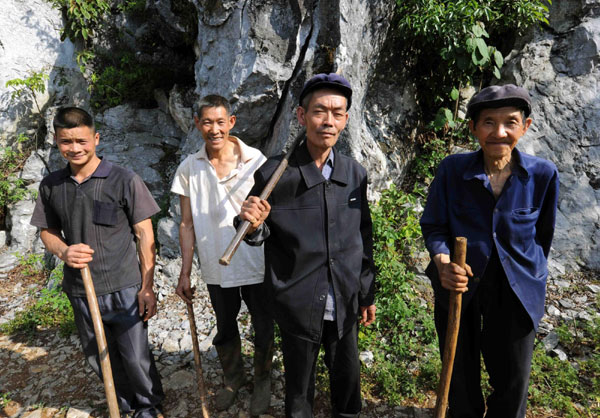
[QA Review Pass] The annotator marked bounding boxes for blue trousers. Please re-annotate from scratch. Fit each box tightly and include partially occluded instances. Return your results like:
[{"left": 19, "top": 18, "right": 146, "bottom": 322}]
[{"left": 68, "top": 285, "right": 164, "bottom": 414}]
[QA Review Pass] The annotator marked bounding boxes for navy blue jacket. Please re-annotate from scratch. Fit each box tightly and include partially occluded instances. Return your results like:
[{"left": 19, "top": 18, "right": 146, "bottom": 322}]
[
  {"left": 420, "top": 149, "right": 559, "bottom": 330},
  {"left": 245, "top": 141, "right": 376, "bottom": 342}
]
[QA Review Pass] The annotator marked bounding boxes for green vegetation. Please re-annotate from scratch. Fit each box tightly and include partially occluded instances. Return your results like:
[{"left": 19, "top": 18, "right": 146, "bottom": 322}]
[
  {"left": 89, "top": 53, "right": 175, "bottom": 109},
  {"left": 5, "top": 71, "right": 49, "bottom": 114},
  {"left": 529, "top": 316, "right": 600, "bottom": 416},
  {"left": 0, "top": 261, "right": 75, "bottom": 338},
  {"left": 0, "top": 391, "right": 12, "bottom": 409},
  {"left": 48, "top": 0, "right": 110, "bottom": 41},
  {"left": 395, "top": 0, "right": 551, "bottom": 134},
  {"left": 359, "top": 182, "right": 440, "bottom": 403},
  {"left": 0, "top": 134, "right": 37, "bottom": 225}
]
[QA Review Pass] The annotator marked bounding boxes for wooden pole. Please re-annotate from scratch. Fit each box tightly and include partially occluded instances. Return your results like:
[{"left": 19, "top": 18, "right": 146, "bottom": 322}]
[
  {"left": 434, "top": 237, "right": 467, "bottom": 418},
  {"left": 81, "top": 266, "right": 120, "bottom": 418},
  {"left": 186, "top": 302, "right": 210, "bottom": 418},
  {"left": 219, "top": 131, "right": 304, "bottom": 266}
]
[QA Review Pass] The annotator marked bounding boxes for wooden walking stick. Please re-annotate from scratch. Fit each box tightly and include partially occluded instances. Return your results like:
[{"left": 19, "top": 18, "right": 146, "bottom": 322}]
[
  {"left": 434, "top": 236, "right": 467, "bottom": 418},
  {"left": 219, "top": 130, "right": 305, "bottom": 266},
  {"left": 80, "top": 266, "right": 120, "bottom": 418},
  {"left": 186, "top": 301, "right": 210, "bottom": 418}
]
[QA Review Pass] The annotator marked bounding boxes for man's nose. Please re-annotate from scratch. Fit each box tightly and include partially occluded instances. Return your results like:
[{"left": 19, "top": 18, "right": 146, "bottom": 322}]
[{"left": 495, "top": 124, "right": 507, "bottom": 137}]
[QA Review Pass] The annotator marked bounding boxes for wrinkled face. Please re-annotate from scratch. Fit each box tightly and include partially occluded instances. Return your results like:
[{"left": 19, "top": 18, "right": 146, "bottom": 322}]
[
  {"left": 194, "top": 106, "right": 236, "bottom": 155},
  {"left": 469, "top": 106, "right": 532, "bottom": 161},
  {"left": 55, "top": 126, "right": 99, "bottom": 169},
  {"left": 297, "top": 89, "right": 349, "bottom": 154}
]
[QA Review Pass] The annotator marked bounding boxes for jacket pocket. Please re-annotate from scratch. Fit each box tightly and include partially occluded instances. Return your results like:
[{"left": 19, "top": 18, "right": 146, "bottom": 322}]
[{"left": 93, "top": 200, "right": 118, "bottom": 226}]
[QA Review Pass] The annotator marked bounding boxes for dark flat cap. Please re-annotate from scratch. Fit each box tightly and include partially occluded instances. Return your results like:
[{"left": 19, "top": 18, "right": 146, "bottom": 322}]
[
  {"left": 299, "top": 73, "right": 353, "bottom": 110},
  {"left": 467, "top": 84, "right": 532, "bottom": 118}
]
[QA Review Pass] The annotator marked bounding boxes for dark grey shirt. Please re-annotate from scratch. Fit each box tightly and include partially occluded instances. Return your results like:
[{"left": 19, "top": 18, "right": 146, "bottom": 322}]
[{"left": 31, "top": 159, "right": 159, "bottom": 297}]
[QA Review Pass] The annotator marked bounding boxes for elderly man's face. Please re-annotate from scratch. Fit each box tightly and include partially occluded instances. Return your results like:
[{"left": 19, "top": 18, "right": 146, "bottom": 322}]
[
  {"left": 469, "top": 106, "right": 532, "bottom": 161},
  {"left": 297, "top": 89, "right": 349, "bottom": 155}
]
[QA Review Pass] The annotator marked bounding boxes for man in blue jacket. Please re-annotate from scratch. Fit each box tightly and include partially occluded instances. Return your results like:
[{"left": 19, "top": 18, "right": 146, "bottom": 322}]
[
  {"left": 239, "top": 73, "right": 376, "bottom": 418},
  {"left": 420, "top": 85, "right": 559, "bottom": 418}
]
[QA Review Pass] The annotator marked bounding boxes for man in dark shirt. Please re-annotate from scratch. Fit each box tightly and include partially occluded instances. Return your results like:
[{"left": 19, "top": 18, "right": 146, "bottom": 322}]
[
  {"left": 31, "top": 107, "right": 164, "bottom": 418},
  {"left": 420, "top": 85, "right": 559, "bottom": 418},
  {"left": 239, "top": 73, "right": 376, "bottom": 418}
]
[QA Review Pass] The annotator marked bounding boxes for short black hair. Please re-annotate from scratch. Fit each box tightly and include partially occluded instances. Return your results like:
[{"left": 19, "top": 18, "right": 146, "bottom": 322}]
[
  {"left": 53, "top": 107, "right": 95, "bottom": 132},
  {"left": 193, "top": 95, "right": 231, "bottom": 118}
]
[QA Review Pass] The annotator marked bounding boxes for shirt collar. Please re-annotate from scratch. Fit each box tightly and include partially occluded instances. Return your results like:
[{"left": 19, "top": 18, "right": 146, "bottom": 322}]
[
  {"left": 196, "top": 136, "right": 258, "bottom": 163},
  {"left": 297, "top": 141, "right": 348, "bottom": 188},
  {"left": 463, "top": 148, "right": 529, "bottom": 181}
]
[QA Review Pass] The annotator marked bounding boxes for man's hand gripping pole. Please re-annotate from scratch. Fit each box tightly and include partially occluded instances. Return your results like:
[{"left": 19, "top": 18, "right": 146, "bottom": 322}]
[{"left": 219, "top": 131, "right": 304, "bottom": 266}]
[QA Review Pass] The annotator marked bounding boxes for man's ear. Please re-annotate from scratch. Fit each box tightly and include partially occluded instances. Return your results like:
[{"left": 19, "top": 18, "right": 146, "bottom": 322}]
[
  {"left": 523, "top": 117, "right": 533, "bottom": 133},
  {"left": 94, "top": 132, "right": 100, "bottom": 145},
  {"left": 296, "top": 106, "right": 306, "bottom": 127},
  {"left": 228, "top": 115, "right": 236, "bottom": 129},
  {"left": 193, "top": 115, "right": 201, "bottom": 131}
]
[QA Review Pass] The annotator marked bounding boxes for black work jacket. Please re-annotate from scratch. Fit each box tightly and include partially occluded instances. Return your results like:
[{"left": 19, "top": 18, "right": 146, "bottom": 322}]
[{"left": 245, "top": 141, "right": 376, "bottom": 342}]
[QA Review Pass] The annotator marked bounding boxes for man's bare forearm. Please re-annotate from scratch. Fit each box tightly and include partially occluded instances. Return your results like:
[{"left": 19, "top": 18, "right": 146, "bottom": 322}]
[
  {"left": 133, "top": 218, "right": 156, "bottom": 291},
  {"left": 179, "top": 219, "right": 195, "bottom": 276},
  {"left": 40, "top": 228, "right": 68, "bottom": 260}
]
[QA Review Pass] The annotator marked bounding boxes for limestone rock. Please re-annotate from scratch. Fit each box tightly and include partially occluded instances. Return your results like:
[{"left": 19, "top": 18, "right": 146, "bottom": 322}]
[
  {"left": 503, "top": 0, "right": 600, "bottom": 273},
  {"left": 0, "top": 0, "right": 81, "bottom": 144}
]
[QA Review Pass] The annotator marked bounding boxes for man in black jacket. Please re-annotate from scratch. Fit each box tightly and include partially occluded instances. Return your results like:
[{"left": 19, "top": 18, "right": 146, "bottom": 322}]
[{"left": 239, "top": 73, "right": 376, "bottom": 418}]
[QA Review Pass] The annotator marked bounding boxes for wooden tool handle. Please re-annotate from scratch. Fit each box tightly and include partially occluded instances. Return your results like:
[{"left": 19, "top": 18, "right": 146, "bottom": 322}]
[
  {"left": 434, "top": 237, "right": 467, "bottom": 418},
  {"left": 219, "top": 132, "right": 304, "bottom": 266},
  {"left": 186, "top": 302, "right": 210, "bottom": 418},
  {"left": 81, "top": 266, "right": 120, "bottom": 418}
]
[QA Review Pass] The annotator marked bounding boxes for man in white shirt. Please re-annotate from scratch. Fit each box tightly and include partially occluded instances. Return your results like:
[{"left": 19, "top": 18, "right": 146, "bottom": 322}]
[{"left": 171, "top": 95, "right": 272, "bottom": 414}]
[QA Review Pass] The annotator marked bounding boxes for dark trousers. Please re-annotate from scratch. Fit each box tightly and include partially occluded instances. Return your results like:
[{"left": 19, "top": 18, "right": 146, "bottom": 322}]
[
  {"left": 207, "top": 283, "right": 274, "bottom": 350},
  {"left": 434, "top": 251, "right": 536, "bottom": 418},
  {"left": 68, "top": 285, "right": 164, "bottom": 413},
  {"left": 280, "top": 320, "right": 362, "bottom": 418}
]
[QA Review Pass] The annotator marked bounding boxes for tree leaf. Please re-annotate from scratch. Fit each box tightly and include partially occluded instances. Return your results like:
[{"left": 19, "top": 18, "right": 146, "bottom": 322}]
[
  {"left": 494, "top": 50, "right": 504, "bottom": 68},
  {"left": 493, "top": 67, "right": 501, "bottom": 79},
  {"left": 475, "top": 38, "right": 489, "bottom": 60},
  {"left": 450, "top": 88, "right": 459, "bottom": 101}
]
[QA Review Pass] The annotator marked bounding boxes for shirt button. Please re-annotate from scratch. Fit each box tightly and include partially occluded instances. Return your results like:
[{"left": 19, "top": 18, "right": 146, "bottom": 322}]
[
  {"left": 330, "top": 258, "right": 335, "bottom": 264},
  {"left": 319, "top": 295, "right": 326, "bottom": 301},
  {"left": 493, "top": 232, "right": 497, "bottom": 238},
  {"left": 494, "top": 208, "right": 499, "bottom": 213}
]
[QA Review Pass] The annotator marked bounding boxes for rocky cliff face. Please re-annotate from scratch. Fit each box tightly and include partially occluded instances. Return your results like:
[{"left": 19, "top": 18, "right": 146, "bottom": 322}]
[
  {"left": 503, "top": 0, "right": 600, "bottom": 274},
  {"left": 0, "top": 0, "right": 599, "bottom": 276}
]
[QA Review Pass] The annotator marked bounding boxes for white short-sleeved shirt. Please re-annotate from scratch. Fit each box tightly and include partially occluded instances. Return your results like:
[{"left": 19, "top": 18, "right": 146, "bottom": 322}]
[{"left": 171, "top": 136, "right": 267, "bottom": 287}]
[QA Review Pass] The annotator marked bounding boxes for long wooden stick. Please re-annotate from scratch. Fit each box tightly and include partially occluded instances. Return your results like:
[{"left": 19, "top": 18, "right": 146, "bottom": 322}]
[
  {"left": 219, "top": 131, "right": 305, "bottom": 266},
  {"left": 186, "top": 302, "right": 210, "bottom": 418},
  {"left": 434, "top": 237, "right": 467, "bottom": 418},
  {"left": 81, "top": 266, "right": 120, "bottom": 418}
]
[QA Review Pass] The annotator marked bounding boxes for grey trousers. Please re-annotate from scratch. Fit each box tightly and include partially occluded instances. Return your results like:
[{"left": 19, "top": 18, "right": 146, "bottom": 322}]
[{"left": 68, "top": 285, "right": 164, "bottom": 413}]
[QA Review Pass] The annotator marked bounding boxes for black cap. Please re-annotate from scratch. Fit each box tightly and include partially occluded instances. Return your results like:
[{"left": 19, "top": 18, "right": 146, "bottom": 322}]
[
  {"left": 466, "top": 84, "right": 532, "bottom": 119},
  {"left": 298, "top": 73, "right": 353, "bottom": 110}
]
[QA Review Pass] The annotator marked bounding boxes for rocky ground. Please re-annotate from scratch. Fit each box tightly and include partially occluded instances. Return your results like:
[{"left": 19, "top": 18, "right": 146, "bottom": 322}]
[
  {"left": 0, "top": 256, "right": 431, "bottom": 418},
  {"left": 1, "top": 254, "right": 598, "bottom": 418}
]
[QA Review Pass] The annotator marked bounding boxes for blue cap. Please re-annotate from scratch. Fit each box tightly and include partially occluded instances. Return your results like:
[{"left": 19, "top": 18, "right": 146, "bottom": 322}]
[
  {"left": 298, "top": 73, "right": 353, "bottom": 110},
  {"left": 467, "top": 84, "right": 532, "bottom": 118}
]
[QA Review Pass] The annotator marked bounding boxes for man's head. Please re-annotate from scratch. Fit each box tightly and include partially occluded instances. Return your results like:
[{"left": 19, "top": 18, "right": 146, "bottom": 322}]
[
  {"left": 297, "top": 73, "right": 352, "bottom": 155},
  {"left": 53, "top": 107, "right": 100, "bottom": 169},
  {"left": 467, "top": 85, "right": 533, "bottom": 160},
  {"left": 193, "top": 95, "right": 236, "bottom": 155}
]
